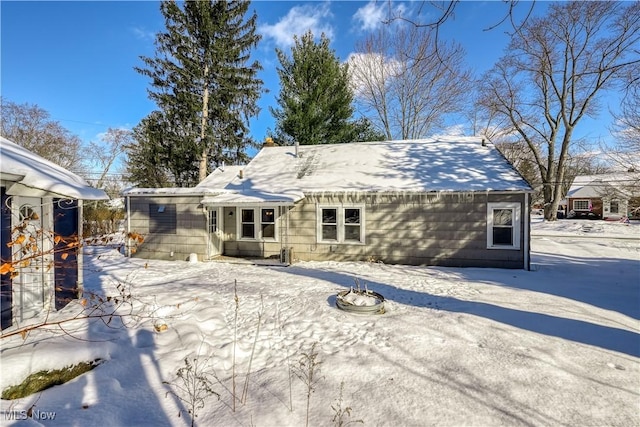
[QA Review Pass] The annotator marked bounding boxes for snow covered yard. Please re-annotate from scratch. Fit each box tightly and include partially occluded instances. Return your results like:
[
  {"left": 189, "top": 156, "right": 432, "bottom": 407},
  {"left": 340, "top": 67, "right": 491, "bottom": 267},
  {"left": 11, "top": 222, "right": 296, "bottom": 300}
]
[{"left": 1, "top": 219, "right": 638, "bottom": 426}]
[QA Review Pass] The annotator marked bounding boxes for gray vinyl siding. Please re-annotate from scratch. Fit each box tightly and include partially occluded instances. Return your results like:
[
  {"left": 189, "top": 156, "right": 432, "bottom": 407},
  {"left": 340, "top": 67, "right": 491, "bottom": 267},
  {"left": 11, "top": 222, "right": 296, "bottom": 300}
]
[
  {"left": 127, "top": 196, "right": 208, "bottom": 261},
  {"left": 222, "top": 206, "right": 287, "bottom": 259},
  {"left": 127, "top": 191, "right": 528, "bottom": 269},
  {"left": 282, "top": 192, "right": 527, "bottom": 268}
]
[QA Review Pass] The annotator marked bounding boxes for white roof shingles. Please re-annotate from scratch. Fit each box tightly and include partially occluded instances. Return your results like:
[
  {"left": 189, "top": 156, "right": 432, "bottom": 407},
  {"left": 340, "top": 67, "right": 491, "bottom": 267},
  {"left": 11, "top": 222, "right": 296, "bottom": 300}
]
[{"left": 0, "top": 136, "right": 108, "bottom": 200}]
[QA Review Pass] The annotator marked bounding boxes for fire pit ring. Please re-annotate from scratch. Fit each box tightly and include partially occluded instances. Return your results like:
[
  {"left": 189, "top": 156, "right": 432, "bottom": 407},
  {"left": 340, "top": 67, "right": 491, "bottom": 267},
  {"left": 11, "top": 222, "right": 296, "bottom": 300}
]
[{"left": 336, "top": 289, "right": 385, "bottom": 314}]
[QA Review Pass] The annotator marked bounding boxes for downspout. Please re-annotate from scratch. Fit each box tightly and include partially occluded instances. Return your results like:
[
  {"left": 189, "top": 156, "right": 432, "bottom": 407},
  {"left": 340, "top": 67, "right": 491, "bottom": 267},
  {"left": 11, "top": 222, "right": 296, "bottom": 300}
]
[
  {"left": 286, "top": 205, "right": 291, "bottom": 263},
  {"left": 279, "top": 206, "right": 283, "bottom": 262},
  {"left": 524, "top": 192, "right": 530, "bottom": 271},
  {"left": 126, "top": 195, "right": 131, "bottom": 257}
]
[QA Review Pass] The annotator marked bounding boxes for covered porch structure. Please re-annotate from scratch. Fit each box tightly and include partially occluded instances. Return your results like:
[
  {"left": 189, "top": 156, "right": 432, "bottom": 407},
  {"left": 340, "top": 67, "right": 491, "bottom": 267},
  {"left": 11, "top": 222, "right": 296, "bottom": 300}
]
[{"left": 200, "top": 190, "right": 303, "bottom": 264}]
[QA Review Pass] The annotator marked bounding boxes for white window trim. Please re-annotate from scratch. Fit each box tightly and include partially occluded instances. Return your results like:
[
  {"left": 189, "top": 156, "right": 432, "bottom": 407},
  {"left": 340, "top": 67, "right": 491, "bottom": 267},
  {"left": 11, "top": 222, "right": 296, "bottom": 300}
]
[
  {"left": 607, "top": 199, "right": 620, "bottom": 214},
  {"left": 237, "top": 206, "right": 279, "bottom": 241},
  {"left": 573, "top": 199, "right": 590, "bottom": 211},
  {"left": 487, "top": 202, "right": 521, "bottom": 250},
  {"left": 316, "top": 204, "right": 365, "bottom": 245}
]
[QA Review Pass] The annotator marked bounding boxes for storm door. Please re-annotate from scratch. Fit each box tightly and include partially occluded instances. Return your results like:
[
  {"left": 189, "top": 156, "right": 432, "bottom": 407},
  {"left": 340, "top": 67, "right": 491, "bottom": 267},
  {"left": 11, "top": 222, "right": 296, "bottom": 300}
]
[
  {"left": 208, "top": 208, "right": 223, "bottom": 257},
  {"left": 15, "top": 197, "right": 46, "bottom": 320}
]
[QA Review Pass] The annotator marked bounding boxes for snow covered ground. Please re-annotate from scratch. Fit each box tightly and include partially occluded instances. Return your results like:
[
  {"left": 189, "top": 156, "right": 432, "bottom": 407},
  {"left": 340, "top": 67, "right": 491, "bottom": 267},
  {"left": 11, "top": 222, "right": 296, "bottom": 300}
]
[{"left": 1, "top": 218, "right": 639, "bottom": 426}]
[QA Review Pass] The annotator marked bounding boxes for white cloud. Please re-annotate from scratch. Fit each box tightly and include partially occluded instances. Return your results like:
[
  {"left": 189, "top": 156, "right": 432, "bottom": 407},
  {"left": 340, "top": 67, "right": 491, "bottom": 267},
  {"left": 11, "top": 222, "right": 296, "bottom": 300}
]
[
  {"left": 437, "top": 125, "right": 467, "bottom": 137},
  {"left": 258, "top": 2, "right": 334, "bottom": 48},
  {"left": 131, "top": 26, "right": 155, "bottom": 42},
  {"left": 352, "top": 1, "right": 408, "bottom": 32},
  {"left": 346, "top": 52, "right": 402, "bottom": 97},
  {"left": 353, "top": 1, "right": 386, "bottom": 31}
]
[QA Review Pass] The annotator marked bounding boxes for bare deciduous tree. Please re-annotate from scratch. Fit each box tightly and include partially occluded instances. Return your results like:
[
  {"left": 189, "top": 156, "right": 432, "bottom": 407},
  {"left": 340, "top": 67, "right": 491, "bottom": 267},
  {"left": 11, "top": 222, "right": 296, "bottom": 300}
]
[
  {"left": 382, "top": 1, "right": 537, "bottom": 65},
  {"left": 0, "top": 98, "right": 85, "bottom": 174},
  {"left": 88, "top": 127, "right": 132, "bottom": 198},
  {"left": 607, "top": 67, "right": 640, "bottom": 173},
  {"left": 477, "top": 1, "right": 640, "bottom": 220},
  {"left": 349, "top": 25, "right": 472, "bottom": 140}
]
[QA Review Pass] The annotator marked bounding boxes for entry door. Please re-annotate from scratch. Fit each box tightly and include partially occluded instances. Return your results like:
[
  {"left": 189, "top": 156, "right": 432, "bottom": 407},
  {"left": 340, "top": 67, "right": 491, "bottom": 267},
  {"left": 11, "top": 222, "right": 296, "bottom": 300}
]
[
  {"left": 15, "top": 197, "right": 46, "bottom": 320},
  {"left": 208, "top": 208, "right": 223, "bottom": 257}
]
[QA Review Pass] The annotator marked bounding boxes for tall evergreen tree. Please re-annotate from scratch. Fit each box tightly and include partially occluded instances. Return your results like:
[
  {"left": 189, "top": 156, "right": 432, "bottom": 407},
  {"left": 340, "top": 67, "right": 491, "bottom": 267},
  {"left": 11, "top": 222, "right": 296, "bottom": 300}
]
[
  {"left": 131, "top": 0, "right": 262, "bottom": 185},
  {"left": 126, "top": 111, "right": 198, "bottom": 188},
  {"left": 270, "top": 31, "right": 380, "bottom": 145}
]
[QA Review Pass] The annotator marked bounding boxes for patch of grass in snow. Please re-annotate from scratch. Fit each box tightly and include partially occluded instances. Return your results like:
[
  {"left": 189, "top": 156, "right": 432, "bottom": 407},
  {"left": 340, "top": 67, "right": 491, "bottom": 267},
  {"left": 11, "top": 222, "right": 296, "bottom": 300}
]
[
  {"left": 1, "top": 359, "right": 103, "bottom": 400},
  {"left": 163, "top": 355, "right": 220, "bottom": 427},
  {"left": 331, "top": 381, "right": 364, "bottom": 427}
]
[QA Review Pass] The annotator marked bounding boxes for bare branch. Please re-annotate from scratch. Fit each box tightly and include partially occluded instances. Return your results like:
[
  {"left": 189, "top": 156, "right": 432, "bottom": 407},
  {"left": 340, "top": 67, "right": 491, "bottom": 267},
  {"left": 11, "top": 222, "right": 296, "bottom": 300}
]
[{"left": 477, "top": 2, "right": 638, "bottom": 220}]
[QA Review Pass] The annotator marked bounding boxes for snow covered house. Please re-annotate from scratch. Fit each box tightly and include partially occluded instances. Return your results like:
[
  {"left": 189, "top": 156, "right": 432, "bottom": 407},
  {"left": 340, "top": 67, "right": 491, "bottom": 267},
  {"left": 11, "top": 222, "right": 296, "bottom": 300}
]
[
  {"left": 566, "top": 173, "right": 640, "bottom": 220},
  {"left": 123, "top": 136, "right": 534, "bottom": 270},
  {"left": 0, "top": 136, "right": 108, "bottom": 331}
]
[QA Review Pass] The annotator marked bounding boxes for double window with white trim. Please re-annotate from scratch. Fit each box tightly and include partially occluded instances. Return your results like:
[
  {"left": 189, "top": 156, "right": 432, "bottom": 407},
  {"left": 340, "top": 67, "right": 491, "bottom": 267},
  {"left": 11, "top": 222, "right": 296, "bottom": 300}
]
[
  {"left": 317, "top": 205, "right": 364, "bottom": 244},
  {"left": 573, "top": 200, "right": 590, "bottom": 211},
  {"left": 487, "top": 202, "right": 521, "bottom": 249},
  {"left": 239, "top": 207, "right": 277, "bottom": 240}
]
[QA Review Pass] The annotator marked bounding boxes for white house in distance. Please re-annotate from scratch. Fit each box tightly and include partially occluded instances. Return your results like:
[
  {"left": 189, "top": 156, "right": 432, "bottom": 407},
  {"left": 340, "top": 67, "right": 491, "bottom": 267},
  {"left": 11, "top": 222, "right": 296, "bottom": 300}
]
[
  {"left": 0, "top": 136, "right": 108, "bottom": 331},
  {"left": 124, "top": 136, "right": 534, "bottom": 270}
]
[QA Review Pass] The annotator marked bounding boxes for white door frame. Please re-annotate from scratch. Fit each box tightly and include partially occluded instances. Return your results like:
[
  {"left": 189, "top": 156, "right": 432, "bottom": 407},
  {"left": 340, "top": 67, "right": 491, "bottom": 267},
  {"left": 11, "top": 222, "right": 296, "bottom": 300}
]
[
  {"left": 13, "top": 196, "right": 53, "bottom": 321},
  {"left": 207, "top": 207, "right": 224, "bottom": 258}
]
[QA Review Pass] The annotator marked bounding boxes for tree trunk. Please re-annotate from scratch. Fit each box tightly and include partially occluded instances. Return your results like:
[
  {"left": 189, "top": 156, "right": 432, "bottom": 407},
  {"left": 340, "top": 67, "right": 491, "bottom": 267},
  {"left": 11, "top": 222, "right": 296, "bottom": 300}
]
[{"left": 198, "top": 64, "right": 210, "bottom": 183}]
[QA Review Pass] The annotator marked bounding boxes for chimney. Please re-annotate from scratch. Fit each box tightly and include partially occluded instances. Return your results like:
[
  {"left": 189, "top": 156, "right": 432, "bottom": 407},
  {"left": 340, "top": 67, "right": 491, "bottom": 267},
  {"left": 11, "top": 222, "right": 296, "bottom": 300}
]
[
  {"left": 239, "top": 170, "right": 244, "bottom": 179},
  {"left": 263, "top": 137, "right": 275, "bottom": 147}
]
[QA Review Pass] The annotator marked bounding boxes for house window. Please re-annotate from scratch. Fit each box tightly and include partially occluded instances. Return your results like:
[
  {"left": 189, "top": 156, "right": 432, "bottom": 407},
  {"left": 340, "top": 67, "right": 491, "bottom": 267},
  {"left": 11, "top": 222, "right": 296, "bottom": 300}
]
[
  {"left": 321, "top": 208, "right": 338, "bottom": 241},
  {"left": 344, "top": 208, "right": 361, "bottom": 242},
  {"left": 149, "top": 203, "right": 176, "bottom": 234},
  {"left": 209, "top": 210, "right": 217, "bottom": 233},
  {"left": 241, "top": 209, "right": 255, "bottom": 239},
  {"left": 19, "top": 204, "right": 38, "bottom": 222},
  {"left": 487, "top": 203, "right": 520, "bottom": 250},
  {"left": 610, "top": 200, "right": 619, "bottom": 214},
  {"left": 317, "top": 206, "right": 364, "bottom": 244},
  {"left": 261, "top": 208, "right": 275, "bottom": 239},
  {"left": 573, "top": 200, "right": 590, "bottom": 211},
  {"left": 239, "top": 207, "right": 278, "bottom": 240}
]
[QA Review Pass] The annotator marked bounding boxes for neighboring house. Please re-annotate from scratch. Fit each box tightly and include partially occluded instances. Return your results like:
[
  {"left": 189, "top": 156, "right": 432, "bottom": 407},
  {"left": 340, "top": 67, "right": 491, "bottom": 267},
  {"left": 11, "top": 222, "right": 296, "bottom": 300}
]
[
  {"left": 0, "top": 136, "right": 108, "bottom": 331},
  {"left": 124, "top": 136, "right": 533, "bottom": 270},
  {"left": 566, "top": 173, "right": 640, "bottom": 220}
]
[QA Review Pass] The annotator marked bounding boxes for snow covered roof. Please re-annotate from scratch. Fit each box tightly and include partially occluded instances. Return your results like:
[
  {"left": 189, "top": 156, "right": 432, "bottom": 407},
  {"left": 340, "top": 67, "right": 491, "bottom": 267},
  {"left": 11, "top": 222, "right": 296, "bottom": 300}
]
[
  {"left": 0, "top": 136, "right": 108, "bottom": 200},
  {"left": 123, "top": 137, "right": 532, "bottom": 204},
  {"left": 122, "top": 166, "right": 243, "bottom": 197},
  {"left": 567, "top": 173, "right": 640, "bottom": 199},
  {"left": 200, "top": 190, "right": 303, "bottom": 206},
  {"left": 221, "top": 136, "right": 531, "bottom": 198},
  {"left": 195, "top": 165, "right": 243, "bottom": 189},
  {"left": 122, "top": 187, "right": 217, "bottom": 196}
]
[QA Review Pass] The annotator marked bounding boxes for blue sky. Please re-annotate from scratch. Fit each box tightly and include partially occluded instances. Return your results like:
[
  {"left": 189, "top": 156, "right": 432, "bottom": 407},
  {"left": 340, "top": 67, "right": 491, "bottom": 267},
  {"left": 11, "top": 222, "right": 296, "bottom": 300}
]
[{"left": 1, "top": 1, "right": 618, "bottom": 168}]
